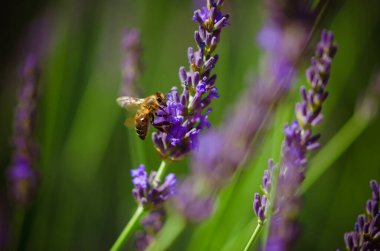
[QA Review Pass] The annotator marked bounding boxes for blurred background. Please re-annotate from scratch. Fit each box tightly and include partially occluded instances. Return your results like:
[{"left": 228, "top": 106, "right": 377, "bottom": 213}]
[{"left": 1, "top": 0, "right": 380, "bottom": 250}]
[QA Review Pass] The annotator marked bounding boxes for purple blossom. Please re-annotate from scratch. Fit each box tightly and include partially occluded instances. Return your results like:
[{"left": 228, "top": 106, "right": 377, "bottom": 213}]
[
  {"left": 173, "top": 0, "right": 318, "bottom": 222},
  {"left": 188, "top": 0, "right": 318, "bottom": 191},
  {"left": 7, "top": 54, "right": 40, "bottom": 206},
  {"left": 131, "top": 165, "right": 176, "bottom": 210},
  {"left": 120, "top": 28, "right": 142, "bottom": 96},
  {"left": 264, "top": 0, "right": 316, "bottom": 27},
  {"left": 265, "top": 30, "right": 337, "bottom": 251},
  {"left": 341, "top": 180, "right": 380, "bottom": 251},
  {"left": 262, "top": 159, "right": 274, "bottom": 195},
  {"left": 252, "top": 160, "right": 275, "bottom": 223},
  {"left": 152, "top": 0, "right": 228, "bottom": 161},
  {"left": 253, "top": 193, "right": 267, "bottom": 224},
  {"left": 135, "top": 208, "right": 166, "bottom": 251},
  {"left": 173, "top": 177, "right": 215, "bottom": 222}
]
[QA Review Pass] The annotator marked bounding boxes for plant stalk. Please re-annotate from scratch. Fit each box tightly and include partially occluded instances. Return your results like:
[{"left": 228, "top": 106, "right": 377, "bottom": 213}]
[
  {"left": 243, "top": 221, "right": 264, "bottom": 251},
  {"left": 110, "top": 160, "right": 169, "bottom": 250},
  {"left": 110, "top": 205, "right": 144, "bottom": 251}
]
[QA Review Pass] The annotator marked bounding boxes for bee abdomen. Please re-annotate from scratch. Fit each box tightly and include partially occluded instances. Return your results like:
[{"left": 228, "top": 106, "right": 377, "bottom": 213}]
[{"left": 135, "top": 114, "right": 149, "bottom": 140}]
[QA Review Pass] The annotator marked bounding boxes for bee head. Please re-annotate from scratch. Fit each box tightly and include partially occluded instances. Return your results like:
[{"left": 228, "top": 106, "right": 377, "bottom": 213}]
[{"left": 156, "top": 92, "right": 166, "bottom": 105}]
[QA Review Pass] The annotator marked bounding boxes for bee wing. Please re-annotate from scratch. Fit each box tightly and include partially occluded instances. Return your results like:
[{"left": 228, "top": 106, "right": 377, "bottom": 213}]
[
  {"left": 116, "top": 96, "right": 144, "bottom": 110},
  {"left": 123, "top": 115, "right": 135, "bottom": 128}
]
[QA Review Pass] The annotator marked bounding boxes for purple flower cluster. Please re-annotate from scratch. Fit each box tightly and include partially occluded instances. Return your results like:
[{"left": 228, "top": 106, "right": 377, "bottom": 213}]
[
  {"left": 173, "top": 0, "right": 315, "bottom": 222},
  {"left": 173, "top": 177, "right": 215, "bottom": 222},
  {"left": 264, "top": 0, "right": 316, "bottom": 27},
  {"left": 253, "top": 193, "right": 267, "bottom": 224},
  {"left": 253, "top": 160, "right": 274, "bottom": 223},
  {"left": 120, "top": 28, "right": 142, "bottom": 97},
  {"left": 152, "top": 0, "right": 229, "bottom": 161},
  {"left": 264, "top": 30, "right": 337, "bottom": 251},
  {"left": 7, "top": 55, "right": 40, "bottom": 206},
  {"left": 341, "top": 180, "right": 380, "bottom": 251},
  {"left": 135, "top": 209, "right": 166, "bottom": 251},
  {"left": 131, "top": 165, "right": 176, "bottom": 210}
]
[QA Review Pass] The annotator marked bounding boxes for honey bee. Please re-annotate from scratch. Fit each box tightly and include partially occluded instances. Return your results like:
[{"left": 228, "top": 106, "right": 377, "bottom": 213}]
[{"left": 117, "top": 92, "right": 169, "bottom": 140}]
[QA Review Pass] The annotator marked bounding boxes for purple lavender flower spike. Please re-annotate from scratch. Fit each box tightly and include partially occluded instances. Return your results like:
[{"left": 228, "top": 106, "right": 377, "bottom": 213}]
[
  {"left": 131, "top": 164, "right": 176, "bottom": 210},
  {"left": 253, "top": 193, "right": 267, "bottom": 223},
  {"left": 251, "top": 159, "right": 275, "bottom": 225},
  {"left": 120, "top": 28, "right": 142, "bottom": 97},
  {"left": 340, "top": 180, "right": 380, "bottom": 250},
  {"left": 135, "top": 208, "right": 166, "bottom": 251},
  {"left": 185, "top": 0, "right": 318, "bottom": 196},
  {"left": 176, "top": 0, "right": 317, "bottom": 224},
  {"left": 151, "top": 0, "right": 228, "bottom": 161},
  {"left": 173, "top": 177, "right": 215, "bottom": 222},
  {"left": 265, "top": 30, "right": 337, "bottom": 251},
  {"left": 7, "top": 54, "right": 40, "bottom": 206},
  {"left": 262, "top": 159, "right": 274, "bottom": 195}
]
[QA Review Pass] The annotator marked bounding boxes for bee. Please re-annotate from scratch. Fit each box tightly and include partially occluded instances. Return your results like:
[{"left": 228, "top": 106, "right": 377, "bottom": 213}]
[{"left": 117, "top": 92, "right": 169, "bottom": 140}]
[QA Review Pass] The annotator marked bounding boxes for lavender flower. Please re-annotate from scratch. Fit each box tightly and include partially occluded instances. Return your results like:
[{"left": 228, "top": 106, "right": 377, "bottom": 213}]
[
  {"left": 135, "top": 209, "right": 166, "bottom": 251},
  {"left": 152, "top": 0, "right": 229, "bottom": 161},
  {"left": 173, "top": 177, "right": 215, "bottom": 222},
  {"left": 174, "top": 0, "right": 317, "bottom": 222},
  {"left": 7, "top": 54, "right": 40, "bottom": 206},
  {"left": 265, "top": 30, "right": 337, "bottom": 251},
  {"left": 341, "top": 180, "right": 380, "bottom": 251},
  {"left": 264, "top": 0, "right": 316, "bottom": 28},
  {"left": 120, "top": 28, "right": 142, "bottom": 97},
  {"left": 252, "top": 160, "right": 275, "bottom": 224},
  {"left": 131, "top": 165, "right": 176, "bottom": 210},
  {"left": 253, "top": 193, "right": 267, "bottom": 224},
  {"left": 112, "top": 3, "right": 228, "bottom": 249}
]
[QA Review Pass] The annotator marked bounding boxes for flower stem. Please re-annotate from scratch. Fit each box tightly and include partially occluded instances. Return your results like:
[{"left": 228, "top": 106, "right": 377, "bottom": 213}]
[
  {"left": 243, "top": 221, "right": 264, "bottom": 251},
  {"left": 110, "top": 205, "right": 144, "bottom": 251},
  {"left": 153, "top": 160, "right": 169, "bottom": 186},
  {"left": 110, "top": 160, "right": 169, "bottom": 251}
]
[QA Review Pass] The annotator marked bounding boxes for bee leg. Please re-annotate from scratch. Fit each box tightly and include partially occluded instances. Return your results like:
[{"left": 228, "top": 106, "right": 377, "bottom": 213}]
[
  {"left": 155, "top": 112, "right": 169, "bottom": 118},
  {"left": 149, "top": 113, "right": 155, "bottom": 123},
  {"left": 152, "top": 121, "right": 171, "bottom": 132}
]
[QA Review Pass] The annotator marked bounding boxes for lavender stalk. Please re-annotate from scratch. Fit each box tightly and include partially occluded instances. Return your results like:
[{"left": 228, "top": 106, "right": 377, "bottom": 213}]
[
  {"left": 111, "top": 162, "right": 175, "bottom": 251},
  {"left": 340, "top": 180, "right": 380, "bottom": 250},
  {"left": 244, "top": 160, "right": 274, "bottom": 251},
  {"left": 173, "top": 0, "right": 320, "bottom": 228},
  {"left": 262, "top": 30, "right": 337, "bottom": 251},
  {"left": 301, "top": 72, "right": 380, "bottom": 194},
  {"left": 120, "top": 28, "right": 142, "bottom": 97},
  {"left": 151, "top": 0, "right": 229, "bottom": 161},
  {"left": 113, "top": 2, "right": 229, "bottom": 248},
  {"left": 7, "top": 54, "right": 40, "bottom": 206}
]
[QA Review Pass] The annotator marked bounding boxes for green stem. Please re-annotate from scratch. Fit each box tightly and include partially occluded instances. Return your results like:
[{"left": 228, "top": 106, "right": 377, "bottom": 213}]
[
  {"left": 110, "top": 160, "right": 169, "bottom": 251},
  {"left": 153, "top": 160, "right": 169, "bottom": 186},
  {"left": 243, "top": 221, "right": 264, "bottom": 251},
  {"left": 110, "top": 205, "right": 144, "bottom": 251}
]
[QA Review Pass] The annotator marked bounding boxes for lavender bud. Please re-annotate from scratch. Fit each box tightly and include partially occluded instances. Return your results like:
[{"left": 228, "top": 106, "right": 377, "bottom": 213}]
[
  {"left": 131, "top": 164, "right": 176, "bottom": 209},
  {"left": 340, "top": 180, "right": 380, "bottom": 250},
  {"left": 179, "top": 66, "right": 188, "bottom": 83},
  {"left": 120, "top": 28, "right": 142, "bottom": 96}
]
